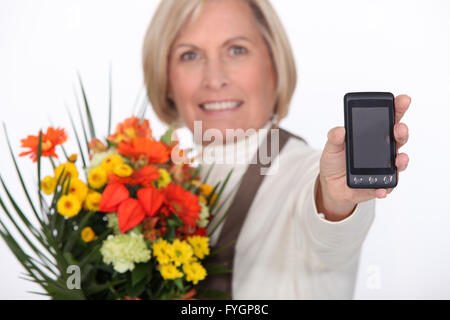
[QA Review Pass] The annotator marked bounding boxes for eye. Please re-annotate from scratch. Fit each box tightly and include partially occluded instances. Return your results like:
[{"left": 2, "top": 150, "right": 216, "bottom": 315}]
[
  {"left": 180, "top": 51, "right": 199, "bottom": 61},
  {"left": 229, "top": 45, "right": 247, "bottom": 56}
]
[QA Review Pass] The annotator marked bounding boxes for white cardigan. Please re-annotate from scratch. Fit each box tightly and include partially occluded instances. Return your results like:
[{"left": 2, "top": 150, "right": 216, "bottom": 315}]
[{"left": 193, "top": 120, "right": 376, "bottom": 299}]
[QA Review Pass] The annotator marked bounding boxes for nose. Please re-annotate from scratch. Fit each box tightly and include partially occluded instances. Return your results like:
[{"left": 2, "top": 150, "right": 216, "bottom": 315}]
[{"left": 202, "top": 58, "right": 228, "bottom": 91}]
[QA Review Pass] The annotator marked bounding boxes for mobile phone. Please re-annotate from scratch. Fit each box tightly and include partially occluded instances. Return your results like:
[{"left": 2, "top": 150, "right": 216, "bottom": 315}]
[{"left": 344, "top": 92, "right": 397, "bottom": 189}]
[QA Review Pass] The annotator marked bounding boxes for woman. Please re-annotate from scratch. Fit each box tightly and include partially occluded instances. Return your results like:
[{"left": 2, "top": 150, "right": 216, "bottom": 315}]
[{"left": 142, "top": 0, "right": 410, "bottom": 299}]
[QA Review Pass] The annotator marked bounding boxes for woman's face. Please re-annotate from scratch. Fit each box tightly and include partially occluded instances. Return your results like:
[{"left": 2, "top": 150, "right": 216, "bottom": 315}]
[{"left": 168, "top": 0, "right": 277, "bottom": 141}]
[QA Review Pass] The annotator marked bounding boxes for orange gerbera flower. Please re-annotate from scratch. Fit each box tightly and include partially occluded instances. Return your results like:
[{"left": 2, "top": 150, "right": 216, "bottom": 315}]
[
  {"left": 107, "top": 164, "right": 160, "bottom": 187},
  {"left": 161, "top": 183, "right": 201, "bottom": 228},
  {"left": 107, "top": 116, "right": 152, "bottom": 144},
  {"left": 116, "top": 137, "right": 170, "bottom": 164},
  {"left": 169, "top": 163, "right": 197, "bottom": 184},
  {"left": 19, "top": 127, "right": 68, "bottom": 162},
  {"left": 88, "top": 138, "right": 107, "bottom": 159}
]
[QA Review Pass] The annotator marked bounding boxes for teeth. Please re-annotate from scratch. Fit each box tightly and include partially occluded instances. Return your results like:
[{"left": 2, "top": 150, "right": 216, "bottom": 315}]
[{"left": 201, "top": 101, "right": 242, "bottom": 111}]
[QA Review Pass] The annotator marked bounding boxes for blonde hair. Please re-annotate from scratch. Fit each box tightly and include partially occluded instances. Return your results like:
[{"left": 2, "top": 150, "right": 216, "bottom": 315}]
[{"left": 142, "top": 0, "right": 297, "bottom": 128}]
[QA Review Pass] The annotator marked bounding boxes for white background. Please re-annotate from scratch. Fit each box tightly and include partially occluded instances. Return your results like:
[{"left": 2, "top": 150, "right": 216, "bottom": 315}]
[{"left": 0, "top": 0, "right": 449, "bottom": 299}]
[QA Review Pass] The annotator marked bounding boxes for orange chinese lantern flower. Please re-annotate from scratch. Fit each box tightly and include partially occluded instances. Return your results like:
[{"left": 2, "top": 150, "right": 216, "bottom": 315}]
[
  {"left": 107, "top": 116, "right": 152, "bottom": 144},
  {"left": 116, "top": 137, "right": 171, "bottom": 164},
  {"left": 99, "top": 182, "right": 165, "bottom": 233},
  {"left": 137, "top": 186, "right": 164, "bottom": 217},
  {"left": 19, "top": 127, "right": 68, "bottom": 162},
  {"left": 117, "top": 198, "right": 146, "bottom": 233},
  {"left": 99, "top": 183, "right": 130, "bottom": 212}
]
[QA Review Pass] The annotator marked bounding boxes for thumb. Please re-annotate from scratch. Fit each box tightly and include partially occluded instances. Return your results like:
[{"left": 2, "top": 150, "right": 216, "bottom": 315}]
[{"left": 324, "top": 126, "right": 346, "bottom": 154}]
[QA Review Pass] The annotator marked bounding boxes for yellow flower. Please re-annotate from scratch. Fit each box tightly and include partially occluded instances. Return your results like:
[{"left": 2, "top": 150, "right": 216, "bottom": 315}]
[
  {"left": 200, "top": 183, "right": 217, "bottom": 205},
  {"left": 84, "top": 191, "right": 102, "bottom": 212},
  {"left": 88, "top": 167, "right": 108, "bottom": 189},
  {"left": 182, "top": 261, "right": 207, "bottom": 285},
  {"left": 171, "top": 239, "right": 193, "bottom": 267},
  {"left": 200, "top": 183, "right": 213, "bottom": 195},
  {"left": 113, "top": 163, "right": 133, "bottom": 177},
  {"left": 57, "top": 194, "right": 81, "bottom": 218},
  {"left": 152, "top": 239, "right": 175, "bottom": 265},
  {"left": 68, "top": 153, "right": 78, "bottom": 163},
  {"left": 101, "top": 154, "right": 124, "bottom": 174},
  {"left": 159, "top": 263, "right": 183, "bottom": 280},
  {"left": 198, "top": 195, "right": 208, "bottom": 205},
  {"left": 191, "top": 180, "right": 201, "bottom": 188},
  {"left": 187, "top": 236, "right": 210, "bottom": 259},
  {"left": 156, "top": 168, "right": 171, "bottom": 188},
  {"left": 63, "top": 178, "right": 88, "bottom": 202},
  {"left": 81, "top": 227, "right": 96, "bottom": 242},
  {"left": 54, "top": 162, "right": 79, "bottom": 184},
  {"left": 41, "top": 176, "right": 56, "bottom": 195}
]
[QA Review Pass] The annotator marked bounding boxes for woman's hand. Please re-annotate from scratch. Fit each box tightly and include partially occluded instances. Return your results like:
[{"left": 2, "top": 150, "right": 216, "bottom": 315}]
[{"left": 315, "top": 94, "right": 411, "bottom": 222}]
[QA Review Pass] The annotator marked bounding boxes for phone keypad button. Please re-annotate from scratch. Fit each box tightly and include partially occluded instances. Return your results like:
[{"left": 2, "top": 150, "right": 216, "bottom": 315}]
[
  {"left": 368, "top": 177, "right": 377, "bottom": 184},
  {"left": 383, "top": 176, "right": 393, "bottom": 184},
  {"left": 353, "top": 177, "right": 363, "bottom": 184}
]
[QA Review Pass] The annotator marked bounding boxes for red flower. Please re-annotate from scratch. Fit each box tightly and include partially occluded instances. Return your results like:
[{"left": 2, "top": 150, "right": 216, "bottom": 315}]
[
  {"left": 137, "top": 186, "right": 164, "bottom": 217},
  {"left": 117, "top": 137, "right": 170, "bottom": 164},
  {"left": 19, "top": 127, "right": 68, "bottom": 162},
  {"left": 99, "top": 184, "right": 130, "bottom": 212},
  {"left": 99, "top": 183, "right": 165, "bottom": 233},
  {"left": 162, "top": 183, "right": 201, "bottom": 228},
  {"left": 117, "top": 198, "right": 146, "bottom": 233}
]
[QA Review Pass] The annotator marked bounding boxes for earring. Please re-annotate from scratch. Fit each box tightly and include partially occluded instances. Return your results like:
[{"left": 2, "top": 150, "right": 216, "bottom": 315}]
[{"left": 271, "top": 113, "right": 279, "bottom": 128}]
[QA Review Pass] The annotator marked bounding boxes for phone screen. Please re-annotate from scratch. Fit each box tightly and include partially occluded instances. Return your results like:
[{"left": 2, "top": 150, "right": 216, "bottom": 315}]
[{"left": 352, "top": 107, "right": 392, "bottom": 168}]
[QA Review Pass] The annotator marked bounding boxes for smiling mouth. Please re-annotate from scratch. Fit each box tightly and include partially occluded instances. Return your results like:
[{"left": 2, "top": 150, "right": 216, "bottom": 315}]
[{"left": 199, "top": 101, "right": 244, "bottom": 112}]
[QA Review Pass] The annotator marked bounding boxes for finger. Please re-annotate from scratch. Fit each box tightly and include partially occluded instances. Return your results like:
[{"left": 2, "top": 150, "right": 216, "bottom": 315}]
[
  {"left": 325, "top": 126, "right": 346, "bottom": 154},
  {"left": 374, "top": 189, "right": 387, "bottom": 199},
  {"left": 394, "top": 94, "right": 411, "bottom": 124},
  {"left": 395, "top": 152, "right": 409, "bottom": 171},
  {"left": 346, "top": 187, "right": 388, "bottom": 203},
  {"left": 394, "top": 122, "right": 409, "bottom": 149}
]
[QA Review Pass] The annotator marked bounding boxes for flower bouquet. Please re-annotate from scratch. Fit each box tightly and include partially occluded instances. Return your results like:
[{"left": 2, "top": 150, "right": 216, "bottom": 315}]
[{"left": 0, "top": 77, "right": 233, "bottom": 300}]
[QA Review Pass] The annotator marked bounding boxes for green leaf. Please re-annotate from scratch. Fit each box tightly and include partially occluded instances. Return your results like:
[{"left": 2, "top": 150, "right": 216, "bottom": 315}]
[
  {"left": 202, "top": 163, "right": 215, "bottom": 185},
  {"left": 191, "top": 164, "right": 202, "bottom": 181},
  {"left": 73, "top": 89, "right": 90, "bottom": 155},
  {"left": 194, "top": 287, "right": 230, "bottom": 300},
  {"left": 125, "top": 278, "right": 146, "bottom": 298},
  {"left": 206, "top": 182, "right": 220, "bottom": 205},
  {"left": 0, "top": 179, "right": 57, "bottom": 270},
  {"left": 209, "top": 168, "right": 234, "bottom": 212},
  {"left": 160, "top": 123, "right": 175, "bottom": 146},
  {"left": 208, "top": 205, "right": 232, "bottom": 239},
  {"left": 63, "top": 210, "right": 94, "bottom": 253},
  {"left": 77, "top": 72, "right": 96, "bottom": 140},
  {"left": 131, "top": 262, "right": 151, "bottom": 287},
  {"left": 2, "top": 124, "right": 46, "bottom": 235},
  {"left": 204, "top": 261, "right": 232, "bottom": 275},
  {"left": 173, "top": 278, "right": 184, "bottom": 292},
  {"left": 37, "top": 131, "right": 43, "bottom": 211},
  {"left": 66, "top": 105, "right": 87, "bottom": 168}
]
